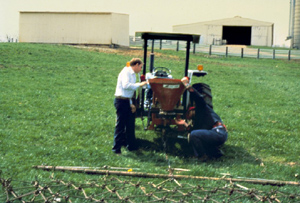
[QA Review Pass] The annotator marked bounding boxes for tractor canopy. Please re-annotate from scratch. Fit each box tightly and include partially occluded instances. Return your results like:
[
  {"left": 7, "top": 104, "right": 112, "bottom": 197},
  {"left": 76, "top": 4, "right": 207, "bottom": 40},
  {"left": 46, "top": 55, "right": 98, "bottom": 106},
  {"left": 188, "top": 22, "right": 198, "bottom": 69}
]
[{"left": 136, "top": 32, "right": 201, "bottom": 77}]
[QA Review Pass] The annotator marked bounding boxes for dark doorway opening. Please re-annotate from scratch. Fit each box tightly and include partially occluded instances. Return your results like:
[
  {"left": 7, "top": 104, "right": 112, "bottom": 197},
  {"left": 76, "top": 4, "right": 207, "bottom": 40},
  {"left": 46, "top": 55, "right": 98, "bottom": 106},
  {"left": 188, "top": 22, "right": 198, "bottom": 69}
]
[{"left": 222, "top": 26, "right": 251, "bottom": 45}]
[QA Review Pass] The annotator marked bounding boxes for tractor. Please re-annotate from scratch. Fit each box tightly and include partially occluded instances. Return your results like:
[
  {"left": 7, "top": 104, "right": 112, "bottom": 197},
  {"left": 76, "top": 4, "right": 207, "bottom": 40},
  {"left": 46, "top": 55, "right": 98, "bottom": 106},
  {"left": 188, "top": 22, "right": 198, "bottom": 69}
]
[{"left": 135, "top": 32, "right": 213, "bottom": 139}]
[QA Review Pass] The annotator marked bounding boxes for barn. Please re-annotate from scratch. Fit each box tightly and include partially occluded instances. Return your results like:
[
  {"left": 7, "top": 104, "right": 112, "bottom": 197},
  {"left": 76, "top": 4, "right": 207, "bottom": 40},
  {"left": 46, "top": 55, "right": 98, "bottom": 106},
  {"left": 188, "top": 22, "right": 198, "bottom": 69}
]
[
  {"left": 173, "top": 16, "right": 274, "bottom": 46},
  {"left": 19, "top": 12, "right": 129, "bottom": 47}
]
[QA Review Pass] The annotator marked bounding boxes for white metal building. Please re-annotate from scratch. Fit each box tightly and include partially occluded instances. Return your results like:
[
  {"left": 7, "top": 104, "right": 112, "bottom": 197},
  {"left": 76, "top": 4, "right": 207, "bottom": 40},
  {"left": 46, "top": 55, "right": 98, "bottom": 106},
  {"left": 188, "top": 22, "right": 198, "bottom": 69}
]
[
  {"left": 19, "top": 12, "right": 129, "bottom": 46},
  {"left": 173, "top": 16, "right": 274, "bottom": 46}
]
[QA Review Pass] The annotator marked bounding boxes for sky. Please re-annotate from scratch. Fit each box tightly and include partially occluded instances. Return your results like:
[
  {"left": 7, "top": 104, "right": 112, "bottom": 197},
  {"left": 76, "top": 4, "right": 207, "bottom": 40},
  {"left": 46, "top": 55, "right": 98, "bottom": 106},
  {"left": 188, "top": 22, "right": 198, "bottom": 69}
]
[{"left": 0, "top": 0, "right": 292, "bottom": 46}]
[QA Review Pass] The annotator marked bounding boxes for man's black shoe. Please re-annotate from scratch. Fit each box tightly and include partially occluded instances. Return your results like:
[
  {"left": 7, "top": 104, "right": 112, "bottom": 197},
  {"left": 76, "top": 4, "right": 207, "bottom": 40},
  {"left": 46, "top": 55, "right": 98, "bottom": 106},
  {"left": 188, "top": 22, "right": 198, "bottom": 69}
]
[
  {"left": 121, "top": 140, "right": 127, "bottom": 147},
  {"left": 126, "top": 146, "right": 138, "bottom": 151},
  {"left": 113, "top": 150, "right": 122, "bottom": 155},
  {"left": 210, "top": 149, "right": 224, "bottom": 159}
]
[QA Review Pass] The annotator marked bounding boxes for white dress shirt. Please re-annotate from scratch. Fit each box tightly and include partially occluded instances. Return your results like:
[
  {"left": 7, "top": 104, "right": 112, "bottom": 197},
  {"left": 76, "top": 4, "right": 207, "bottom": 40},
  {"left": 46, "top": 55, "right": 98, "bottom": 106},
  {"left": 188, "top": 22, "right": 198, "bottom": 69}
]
[{"left": 115, "top": 66, "right": 140, "bottom": 104}]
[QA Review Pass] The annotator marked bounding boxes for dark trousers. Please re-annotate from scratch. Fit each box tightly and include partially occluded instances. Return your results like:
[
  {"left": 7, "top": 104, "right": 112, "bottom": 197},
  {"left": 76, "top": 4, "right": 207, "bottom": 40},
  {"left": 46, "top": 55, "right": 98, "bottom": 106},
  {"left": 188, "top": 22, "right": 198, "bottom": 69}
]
[
  {"left": 189, "top": 127, "right": 227, "bottom": 157},
  {"left": 112, "top": 98, "right": 136, "bottom": 153}
]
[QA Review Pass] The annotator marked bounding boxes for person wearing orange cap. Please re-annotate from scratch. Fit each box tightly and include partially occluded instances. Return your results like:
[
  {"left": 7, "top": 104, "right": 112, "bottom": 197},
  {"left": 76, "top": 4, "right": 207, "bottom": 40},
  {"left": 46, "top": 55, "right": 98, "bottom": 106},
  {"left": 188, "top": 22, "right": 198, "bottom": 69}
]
[
  {"left": 113, "top": 58, "right": 148, "bottom": 154},
  {"left": 176, "top": 77, "right": 228, "bottom": 160}
]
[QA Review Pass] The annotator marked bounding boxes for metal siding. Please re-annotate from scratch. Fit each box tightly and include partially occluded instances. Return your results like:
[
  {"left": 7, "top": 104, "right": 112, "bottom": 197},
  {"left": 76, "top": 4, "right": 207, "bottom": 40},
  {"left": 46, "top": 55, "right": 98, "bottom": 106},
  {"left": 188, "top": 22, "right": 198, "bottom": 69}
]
[
  {"left": 19, "top": 12, "right": 128, "bottom": 45},
  {"left": 173, "top": 17, "right": 273, "bottom": 46},
  {"left": 251, "top": 26, "right": 272, "bottom": 46},
  {"left": 294, "top": 0, "right": 300, "bottom": 48},
  {"left": 206, "top": 25, "right": 222, "bottom": 45},
  {"left": 111, "top": 13, "right": 129, "bottom": 46},
  {"left": 173, "top": 24, "right": 205, "bottom": 44}
]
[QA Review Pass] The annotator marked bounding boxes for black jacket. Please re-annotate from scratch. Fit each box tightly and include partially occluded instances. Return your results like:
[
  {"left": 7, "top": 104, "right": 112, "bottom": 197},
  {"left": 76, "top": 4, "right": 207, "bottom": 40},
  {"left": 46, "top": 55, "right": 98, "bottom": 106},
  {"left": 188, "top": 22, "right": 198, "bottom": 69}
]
[{"left": 189, "top": 87, "right": 222, "bottom": 130}]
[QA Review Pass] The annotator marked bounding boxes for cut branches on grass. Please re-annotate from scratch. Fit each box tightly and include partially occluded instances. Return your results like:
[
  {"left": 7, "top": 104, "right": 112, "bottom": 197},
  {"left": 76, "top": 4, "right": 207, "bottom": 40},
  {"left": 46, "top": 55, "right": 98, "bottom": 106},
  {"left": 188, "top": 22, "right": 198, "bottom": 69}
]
[
  {"left": 1, "top": 43, "right": 300, "bottom": 202},
  {"left": 34, "top": 165, "right": 300, "bottom": 186}
]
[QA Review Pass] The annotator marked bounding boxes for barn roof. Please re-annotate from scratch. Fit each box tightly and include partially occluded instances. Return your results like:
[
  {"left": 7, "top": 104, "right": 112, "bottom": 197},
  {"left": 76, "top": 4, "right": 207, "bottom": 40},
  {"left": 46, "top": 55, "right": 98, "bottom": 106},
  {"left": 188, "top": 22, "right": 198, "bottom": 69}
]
[{"left": 173, "top": 16, "right": 273, "bottom": 27}]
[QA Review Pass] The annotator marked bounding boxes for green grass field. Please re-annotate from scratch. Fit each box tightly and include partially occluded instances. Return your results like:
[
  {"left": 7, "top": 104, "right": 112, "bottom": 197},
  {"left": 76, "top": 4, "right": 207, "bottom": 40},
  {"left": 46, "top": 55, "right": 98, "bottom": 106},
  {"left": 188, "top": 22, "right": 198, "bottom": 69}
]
[{"left": 1, "top": 43, "right": 300, "bottom": 202}]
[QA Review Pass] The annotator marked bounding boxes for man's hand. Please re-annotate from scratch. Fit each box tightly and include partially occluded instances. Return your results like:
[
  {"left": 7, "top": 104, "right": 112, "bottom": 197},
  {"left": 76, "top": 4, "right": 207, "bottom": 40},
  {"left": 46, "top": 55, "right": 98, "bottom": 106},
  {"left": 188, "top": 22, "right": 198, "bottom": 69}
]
[
  {"left": 181, "top": 77, "right": 189, "bottom": 85},
  {"left": 175, "top": 119, "right": 187, "bottom": 126},
  {"left": 130, "top": 104, "right": 136, "bottom": 113},
  {"left": 139, "top": 81, "right": 148, "bottom": 87},
  {"left": 181, "top": 77, "right": 191, "bottom": 88}
]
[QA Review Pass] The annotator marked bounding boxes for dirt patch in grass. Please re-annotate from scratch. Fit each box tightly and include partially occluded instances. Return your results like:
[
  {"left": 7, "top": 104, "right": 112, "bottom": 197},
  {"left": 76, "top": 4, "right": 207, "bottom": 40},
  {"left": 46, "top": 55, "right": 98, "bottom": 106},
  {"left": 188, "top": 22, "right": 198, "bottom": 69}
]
[
  {"left": 72, "top": 45, "right": 178, "bottom": 59},
  {"left": 73, "top": 45, "right": 143, "bottom": 56},
  {"left": 287, "top": 162, "right": 300, "bottom": 167}
]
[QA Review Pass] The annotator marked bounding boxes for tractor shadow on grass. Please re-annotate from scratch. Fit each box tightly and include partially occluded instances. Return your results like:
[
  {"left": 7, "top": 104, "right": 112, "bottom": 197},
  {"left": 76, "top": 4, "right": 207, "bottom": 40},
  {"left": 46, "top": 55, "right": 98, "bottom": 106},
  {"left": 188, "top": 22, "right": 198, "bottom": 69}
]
[
  {"left": 220, "top": 144, "right": 263, "bottom": 165},
  {"left": 136, "top": 135, "right": 194, "bottom": 158},
  {"left": 134, "top": 134, "right": 259, "bottom": 166}
]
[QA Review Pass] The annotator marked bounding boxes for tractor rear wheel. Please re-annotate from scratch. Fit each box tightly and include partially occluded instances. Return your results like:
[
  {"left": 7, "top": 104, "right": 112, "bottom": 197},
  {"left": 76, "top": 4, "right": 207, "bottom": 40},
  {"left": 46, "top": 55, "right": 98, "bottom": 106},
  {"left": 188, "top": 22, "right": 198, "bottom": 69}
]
[{"left": 190, "top": 83, "right": 213, "bottom": 108}]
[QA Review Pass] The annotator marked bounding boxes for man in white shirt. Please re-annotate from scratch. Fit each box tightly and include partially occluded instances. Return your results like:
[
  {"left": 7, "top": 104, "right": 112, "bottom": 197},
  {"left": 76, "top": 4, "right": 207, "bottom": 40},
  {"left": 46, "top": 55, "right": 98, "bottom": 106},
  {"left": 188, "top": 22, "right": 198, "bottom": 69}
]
[{"left": 113, "top": 58, "right": 147, "bottom": 154}]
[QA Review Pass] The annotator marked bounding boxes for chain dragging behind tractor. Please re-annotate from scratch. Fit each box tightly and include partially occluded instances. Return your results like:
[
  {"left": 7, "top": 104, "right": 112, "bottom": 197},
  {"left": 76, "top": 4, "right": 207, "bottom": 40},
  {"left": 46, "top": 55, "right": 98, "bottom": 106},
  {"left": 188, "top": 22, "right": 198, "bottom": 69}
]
[{"left": 113, "top": 32, "right": 228, "bottom": 161}]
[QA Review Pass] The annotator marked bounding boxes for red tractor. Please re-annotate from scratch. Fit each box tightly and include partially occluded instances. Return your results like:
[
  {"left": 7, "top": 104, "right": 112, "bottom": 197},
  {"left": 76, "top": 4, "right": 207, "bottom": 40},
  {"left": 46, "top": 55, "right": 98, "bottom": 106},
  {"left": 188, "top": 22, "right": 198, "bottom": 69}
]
[{"left": 135, "top": 32, "right": 212, "bottom": 138}]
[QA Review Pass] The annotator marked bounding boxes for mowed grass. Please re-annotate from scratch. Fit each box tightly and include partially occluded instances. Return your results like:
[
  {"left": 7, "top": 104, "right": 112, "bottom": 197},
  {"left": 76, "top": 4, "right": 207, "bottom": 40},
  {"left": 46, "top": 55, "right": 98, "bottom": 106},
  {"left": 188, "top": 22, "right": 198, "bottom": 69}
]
[{"left": 1, "top": 43, "right": 300, "bottom": 194}]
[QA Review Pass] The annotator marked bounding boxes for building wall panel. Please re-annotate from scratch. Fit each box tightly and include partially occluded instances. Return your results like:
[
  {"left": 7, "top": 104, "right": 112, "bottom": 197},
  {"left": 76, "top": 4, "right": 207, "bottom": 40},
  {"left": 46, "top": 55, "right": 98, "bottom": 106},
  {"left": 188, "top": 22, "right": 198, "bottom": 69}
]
[
  {"left": 173, "top": 17, "right": 273, "bottom": 46},
  {"left": 173, "top": 23, "right": 205, "bottom": 43},
  {"left": 19, "top": 12, "right": 129, "bottom": 46},
  {"left": 111, "top": 13, "right": 129, "bottom": 46},
  {"left": 251, "top": 26, "right": 272, "bottom": 46},
  {"left": 206, "top": 25, "right": 222, "bottom": 45}
]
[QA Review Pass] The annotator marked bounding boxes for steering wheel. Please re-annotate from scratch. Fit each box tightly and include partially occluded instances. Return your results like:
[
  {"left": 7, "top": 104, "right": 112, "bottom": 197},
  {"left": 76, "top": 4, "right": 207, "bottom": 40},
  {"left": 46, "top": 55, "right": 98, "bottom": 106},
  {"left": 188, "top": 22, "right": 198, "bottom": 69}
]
[{"left": 153, "top": 67, "right": 171, "bottom": 78}]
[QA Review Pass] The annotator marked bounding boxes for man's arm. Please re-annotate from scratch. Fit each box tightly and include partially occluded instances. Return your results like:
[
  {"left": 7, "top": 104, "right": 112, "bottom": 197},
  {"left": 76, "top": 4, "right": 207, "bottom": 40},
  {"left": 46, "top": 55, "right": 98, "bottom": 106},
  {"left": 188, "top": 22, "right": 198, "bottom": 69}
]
[
  {"left": 122, "top": 71, "right": 147, "bottom": 90},
  {"left": 181, "top": 77, "right": 206, "bottom": 107}
]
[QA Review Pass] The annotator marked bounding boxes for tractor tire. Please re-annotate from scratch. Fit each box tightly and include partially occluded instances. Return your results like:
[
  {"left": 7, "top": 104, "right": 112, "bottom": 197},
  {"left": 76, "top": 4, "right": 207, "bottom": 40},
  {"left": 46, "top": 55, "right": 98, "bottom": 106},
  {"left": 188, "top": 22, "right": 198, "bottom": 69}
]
[{"left": 191, "top": 83, "right": 213, "bottom": 108}]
